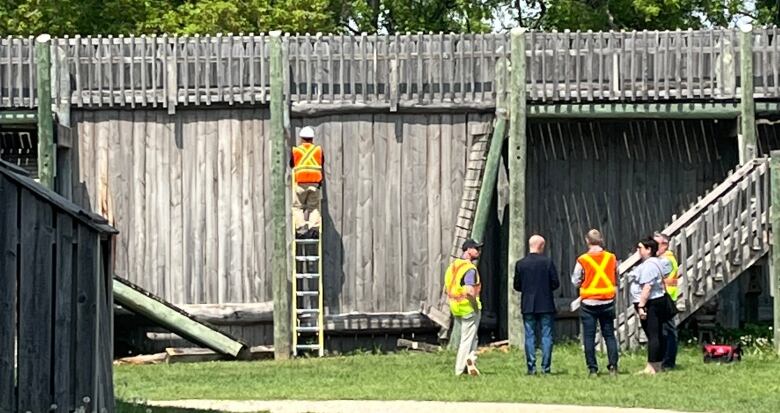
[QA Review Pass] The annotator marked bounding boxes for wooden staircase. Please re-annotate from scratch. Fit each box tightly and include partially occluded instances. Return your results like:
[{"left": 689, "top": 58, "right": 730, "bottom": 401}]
[{"left": 576, "top": 158, "right": 771, "bottom": 350}]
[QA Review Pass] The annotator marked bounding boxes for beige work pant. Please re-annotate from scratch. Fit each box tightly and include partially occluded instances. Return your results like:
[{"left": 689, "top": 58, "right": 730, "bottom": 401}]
[
  {"left": 454, "top": 310, "right": 481, "bottom": 375},
  {"left": 293, "top": 183, "right": 321, "bottom": 231}
]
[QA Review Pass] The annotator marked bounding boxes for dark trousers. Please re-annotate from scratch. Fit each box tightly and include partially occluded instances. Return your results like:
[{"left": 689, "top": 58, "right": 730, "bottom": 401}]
[
  {"left": 580, "top": 302, "right": 619, "bottom": 373},
  {"left": 663, "top": 319, "right": 678, "bottom": 368},
  {"left": 635, "top": 296, "right": 667, "bottom": 363},
  {"left": 523, "top": 313, "right": 555, "bottom": 374}
]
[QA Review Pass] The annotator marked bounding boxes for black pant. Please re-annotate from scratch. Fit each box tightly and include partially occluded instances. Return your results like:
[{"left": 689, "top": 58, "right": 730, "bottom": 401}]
[{"left": 635, "top": 297, "right": 668, "bottom": 363}]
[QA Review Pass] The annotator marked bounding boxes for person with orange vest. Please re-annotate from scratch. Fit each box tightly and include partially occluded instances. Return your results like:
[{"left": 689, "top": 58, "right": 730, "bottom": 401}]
[
  {"left": 571, "top": 229, "right": 619, "bottom": 376},
  {"left": 443, "top": 239, "right": 483, "bottom": 376},
  {"left": 290, "top": 126, "right": 324, "bottom": 238}
]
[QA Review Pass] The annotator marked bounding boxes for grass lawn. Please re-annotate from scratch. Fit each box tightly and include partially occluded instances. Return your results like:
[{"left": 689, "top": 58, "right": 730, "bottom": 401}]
[{"left": 115, "top": 344, "right": 780, "bottom": 413}]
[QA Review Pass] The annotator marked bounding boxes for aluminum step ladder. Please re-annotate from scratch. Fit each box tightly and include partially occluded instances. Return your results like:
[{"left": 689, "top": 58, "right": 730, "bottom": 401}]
[{"left": 292, "top": 231, "right": 324, "bottom": 357}]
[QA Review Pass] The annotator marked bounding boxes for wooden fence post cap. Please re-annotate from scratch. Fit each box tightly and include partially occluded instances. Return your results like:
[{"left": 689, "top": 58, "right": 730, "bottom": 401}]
[
  {"left": 270, "top": 30, "right": 282, "bottom": 38},
  {"left": 35, "top": 34, "right": 51, "bottom": 43},
  {"left": 511, "top": 27, "right": 526, "bottom": 36},
  {"left": 740, "top": 24, "right": 753, "bottom": 33}
]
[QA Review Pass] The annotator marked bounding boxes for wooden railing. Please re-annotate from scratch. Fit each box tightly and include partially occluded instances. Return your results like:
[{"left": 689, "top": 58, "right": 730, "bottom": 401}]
[
  {"left": 609, "top": 159, "right": 770, "bottom": 350},
  {"left": 1, "top": 29, "right": 779, "bottom": 110}
]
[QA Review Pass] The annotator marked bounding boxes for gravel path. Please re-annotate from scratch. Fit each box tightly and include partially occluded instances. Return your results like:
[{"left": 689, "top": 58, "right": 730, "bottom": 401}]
[{"left": 148, "top": 399, "right": 696, "bottom": 413}]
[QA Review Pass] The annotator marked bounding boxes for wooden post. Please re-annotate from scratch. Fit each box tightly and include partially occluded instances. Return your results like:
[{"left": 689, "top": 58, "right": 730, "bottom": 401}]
[
  {"left": 35, "top": 34, "right": 54, "bottom": 189},
  {"left": 270, "top": 30, "right": 291, "bottom": 360},
  {"left": 739, "top": 25, "right": 756, "bottom": 164},
  {"left": 771, "top": 151, "right": 780, "bottom": 355},
  {"left": 508, "top": 27, "right": 526, "bottom": 347}
]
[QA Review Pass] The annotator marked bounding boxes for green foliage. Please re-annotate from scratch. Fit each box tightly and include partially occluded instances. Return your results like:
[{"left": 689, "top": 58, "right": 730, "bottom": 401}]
[
  {"left": 116, "top": 344, "right": 780, "bottom": 412},
  {"left": 522, "top": 0, "right": 780, "bottom": 31}
]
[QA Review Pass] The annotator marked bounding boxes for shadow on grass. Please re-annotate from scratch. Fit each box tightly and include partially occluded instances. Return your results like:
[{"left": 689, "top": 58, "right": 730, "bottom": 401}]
[{"left": 116, "top": 400, "right": 269, "bottom": 413}]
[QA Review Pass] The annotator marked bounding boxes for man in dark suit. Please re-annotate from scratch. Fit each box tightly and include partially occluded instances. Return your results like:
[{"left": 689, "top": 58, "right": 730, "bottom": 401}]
[{"left": 513, "top": 234, "right": 560, "bottom": 375}]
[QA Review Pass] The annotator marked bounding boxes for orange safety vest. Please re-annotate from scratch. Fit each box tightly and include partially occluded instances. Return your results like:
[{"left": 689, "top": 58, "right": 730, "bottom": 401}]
[
  {"left": 443, "top": 258, "right": 482, "bottom": 317},
  {"left": 292, "top": 143, "right": 323, "bottom": 184},
  {"left": 577, "top": 251, "right": 617, "bottom": 300}
]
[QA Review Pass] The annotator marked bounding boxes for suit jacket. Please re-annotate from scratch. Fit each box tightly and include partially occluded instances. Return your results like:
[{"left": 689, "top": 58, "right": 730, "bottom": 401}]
[{"left": 513, "top": 253, "right": 560, "bottom": 314}]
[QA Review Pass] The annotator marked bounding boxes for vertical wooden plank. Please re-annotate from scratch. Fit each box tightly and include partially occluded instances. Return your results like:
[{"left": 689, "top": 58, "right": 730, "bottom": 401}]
[
  {"left": 356, "top": 114, "right": 374, "bottom": 311},
  {"left": 228, "top": 109, "right": 243, "bottom": 302},
  {"left": 270, "top": 31, "right": 290, "bottom": 359},
  {"left": 401, "top": 114, "right": 428, "bottom": 312},
  {"left": 74, "top": 226, "right": 98, "bottom": 412},
  {"left": 36, "top": 34, "right": 54, "bottom": 189},
  {"left": 240, "top": 109, "right": 256, "bottom": 301},
  {"left": 18, "top": 191, "right": 54, "bottom": 413},
  {"left": 372, "top": 114, "right": 389, "bottom": 312},
  {"left": 426, "top": 115, "right": 442, "bottom": 307},
  {"left": 170, "top": 115, "right": 184, "bottom": 304},
  {"left": 740, "top": 26, "right": 757, "bottom": 164},
  {"left": 508, "top": 27, "right": 526, "bottom": 346},
  {"left": 771, "top": 150, "right": 780, "bottom": 355},
  {"left": 361, "top": 33, "right": 368, "bottom": 103},
  {"left": 0, "top": 175, "right": 18, "bottom": 413}
]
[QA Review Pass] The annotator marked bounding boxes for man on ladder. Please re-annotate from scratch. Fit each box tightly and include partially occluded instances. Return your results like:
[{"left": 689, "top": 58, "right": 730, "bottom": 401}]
[{"left": 290, "top": 126, "right": 324, "bottom": 239}]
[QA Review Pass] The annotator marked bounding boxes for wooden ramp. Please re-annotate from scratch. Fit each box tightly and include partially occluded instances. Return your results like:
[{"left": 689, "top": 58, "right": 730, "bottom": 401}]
[
  {"left": 574, "top": 159, "right": 772, "bottom": 350},
  {"left": 113, "top": 276, "right": 249, "bottom": 358}
]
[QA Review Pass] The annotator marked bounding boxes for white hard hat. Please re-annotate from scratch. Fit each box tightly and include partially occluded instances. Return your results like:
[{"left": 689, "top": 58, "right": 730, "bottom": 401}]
[{"left": 299, "top": 126, "right": 315, "bottom": 139}]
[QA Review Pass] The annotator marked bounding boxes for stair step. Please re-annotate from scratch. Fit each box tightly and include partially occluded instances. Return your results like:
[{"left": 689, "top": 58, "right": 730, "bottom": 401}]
[
  {"left": 297, "top": 326, "right": 320, "bottom": 333},
  {"left": 295, "top": 256, "right": 319, "bottom": 262},
  {"left": 296, "top": 273, "right": 320, "bottom": 279},
  {"left": 296, "top": 309, "right": 319, "bottom": 314},
  {"left": 296, "top": 291, "right": 319, "bottom": 297}
]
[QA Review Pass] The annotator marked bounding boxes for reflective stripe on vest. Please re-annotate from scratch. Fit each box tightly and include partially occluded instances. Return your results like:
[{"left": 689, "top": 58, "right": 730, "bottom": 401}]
[
  {"left": 578, "top": 252, "right": 617, "bottom": 299},
  {"left": 293, "top": 144, "right": 323, "bottom": 184},
  {"left": 443, "top": 258, "right": 482, "bottom": 317}
]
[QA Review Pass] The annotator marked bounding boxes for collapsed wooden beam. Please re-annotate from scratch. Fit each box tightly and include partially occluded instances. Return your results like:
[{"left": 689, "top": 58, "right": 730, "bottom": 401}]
[{"left": 112, "top": 277, "right": 248, "bottom": 359}]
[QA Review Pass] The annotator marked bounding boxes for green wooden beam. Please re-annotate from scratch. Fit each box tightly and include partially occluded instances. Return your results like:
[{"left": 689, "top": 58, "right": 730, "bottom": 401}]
[
  {"left": 527, "top": 102, "right": 741, "bottom": 119},
  {"left": 113, "top": 278, "right": 247, "bottom": 358},
  {"left": 270, "top": 30, "right": 291, "bottom": 360},
  {"left": 0, "top": 111, "right": 37, "bottom": 125},
  {"left": 35, "top": 34, "right": 54, "bottom": 189},
  {"left": 508, "top": 27, "right": 526, "bottom": 347},
  {"left": 771, "top": 150, "right": 780, "bottom": 356},
  {"left": 471, "top": 120, "right": 507, "bottom": 243},
  {"left": 740, "top": 25, "right": 757, "bottom": 164}
]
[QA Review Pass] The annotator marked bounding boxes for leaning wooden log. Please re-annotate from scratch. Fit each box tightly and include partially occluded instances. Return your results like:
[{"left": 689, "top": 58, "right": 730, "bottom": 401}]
[
  {"left": 113, "top": 276, "right": 249, "bottom": 359},
  {"left": 396, "top": 338, "right": 441, "bottom": 352}
]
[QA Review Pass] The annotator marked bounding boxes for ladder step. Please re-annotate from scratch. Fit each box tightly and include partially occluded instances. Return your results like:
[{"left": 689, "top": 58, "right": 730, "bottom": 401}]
[
  {"left": 295, "top": 256, "right": 319, "bottom": 262},
  {"left": 297, "top": 326, "right": 320, "bottom": 333},
  {"left": 296, "top": 291, "right": 319, "bottom": 296},
  {"left": 295, "top": 239, "right": 319, "bottom": 245},
  {"left": 296, "top": 309, "right": 319, "bottom": 314},
  {"left": 296, "top": 273, "right": 320, "bottom": 279},
  {"left": 296, "top": 344, "right": 321, "bottom": 350}
]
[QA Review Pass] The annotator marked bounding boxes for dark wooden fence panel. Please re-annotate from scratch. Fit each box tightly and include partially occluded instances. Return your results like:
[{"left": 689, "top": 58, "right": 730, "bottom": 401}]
[
  {"left": 0, "top": 164, "right": 115, "bottom": 413},
  {"left": 0, "top": 175, "right": 18, "bottom": 413},
  {"left": 17, "top": 190, "right": 55, "bottom": 413}
]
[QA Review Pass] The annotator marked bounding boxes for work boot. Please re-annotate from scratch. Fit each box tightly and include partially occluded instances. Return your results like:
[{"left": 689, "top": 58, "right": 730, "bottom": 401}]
[{"left": 466, "top": 359, "right": 480, "bottom": 376}]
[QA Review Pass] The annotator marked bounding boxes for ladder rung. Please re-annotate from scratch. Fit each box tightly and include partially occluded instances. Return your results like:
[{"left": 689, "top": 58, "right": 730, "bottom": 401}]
[
  {"left": 296, "top": 291, "right": 319, "bottom": 296},
  {"left": 296, "top": 309, "right": 319, "bottom": 314},
  {"left": 295, "top": 239, "right": 319, "bottom": 245},
  {"left": 296, "top": 273, "right": 320, "bottom": 279},
  {"left": 295, "top": 256, "right": 319, "bottom": 262},
  {"left": 297, "top": 326, "right": 320, "bottom": 333},
  {"left": 296, "top": 344, "right": 321, "bottom": 350}
]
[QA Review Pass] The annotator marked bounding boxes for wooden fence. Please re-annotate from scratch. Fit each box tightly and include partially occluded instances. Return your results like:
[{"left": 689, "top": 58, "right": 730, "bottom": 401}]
[
  {"left": 1, "top": 29, "right": 779, "bottom": 110},
  {"left": 0, "top": 161, "right": 117, "bottom": 413}
]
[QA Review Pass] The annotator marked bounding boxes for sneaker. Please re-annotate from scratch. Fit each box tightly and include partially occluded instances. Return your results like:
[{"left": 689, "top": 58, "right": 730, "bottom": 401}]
[
  {"left": 527, "top": 370, "right": 536, "bottom": 376},
  {"left": 588, "top": 370, "right": 598, "bottom": 377},
  {"left": 608, "top": 367, "right": 618, "bottom": 377},
  {"left": 466, "top": 359, "right": 480, "bottom": 376}
]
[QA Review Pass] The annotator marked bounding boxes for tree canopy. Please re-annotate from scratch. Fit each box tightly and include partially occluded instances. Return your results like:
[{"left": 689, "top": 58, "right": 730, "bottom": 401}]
[{"left": 0, "top": 0, "right": 777, "bottom": 36}]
